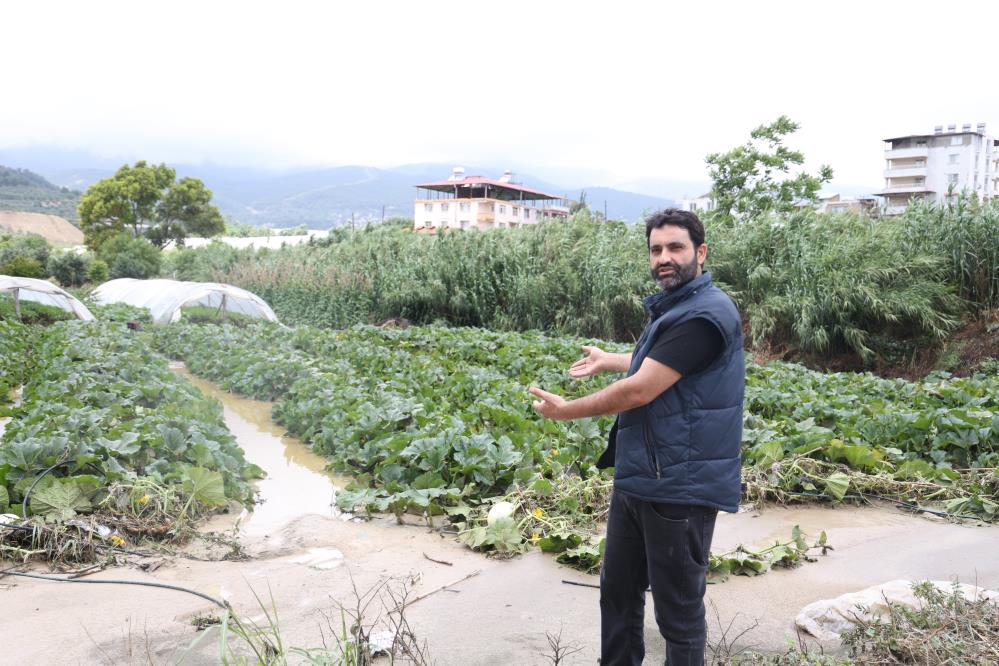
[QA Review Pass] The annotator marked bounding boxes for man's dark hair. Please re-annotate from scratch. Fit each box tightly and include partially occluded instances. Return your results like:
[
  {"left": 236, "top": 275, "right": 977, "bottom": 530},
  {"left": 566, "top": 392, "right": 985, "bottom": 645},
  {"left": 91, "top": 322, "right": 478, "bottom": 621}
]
[{"left": 644, "top": 209, "right": 705, "bottom": 248}]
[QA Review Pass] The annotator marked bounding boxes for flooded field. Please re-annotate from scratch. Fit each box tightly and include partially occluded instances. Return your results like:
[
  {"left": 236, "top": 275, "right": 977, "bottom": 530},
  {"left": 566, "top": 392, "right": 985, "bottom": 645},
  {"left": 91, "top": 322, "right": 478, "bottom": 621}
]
[
  {"left": 172, "top": 365, "right": 355, "bottom": 536},
  {"left": 3, "top": 372, "right": 998, "bottom": 664}
]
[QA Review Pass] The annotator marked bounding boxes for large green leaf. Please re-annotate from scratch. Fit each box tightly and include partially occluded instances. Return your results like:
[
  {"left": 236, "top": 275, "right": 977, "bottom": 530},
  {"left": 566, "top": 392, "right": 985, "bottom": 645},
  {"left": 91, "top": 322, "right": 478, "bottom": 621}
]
[
  {"left": 182, "top": 467, "right": 227, "bottom": 507},
  {"left": 823, "top": 471, "right": 850, "bottom": 501},
  {"left": 29, "top": 477, "right": 93, "bottom": 521}
]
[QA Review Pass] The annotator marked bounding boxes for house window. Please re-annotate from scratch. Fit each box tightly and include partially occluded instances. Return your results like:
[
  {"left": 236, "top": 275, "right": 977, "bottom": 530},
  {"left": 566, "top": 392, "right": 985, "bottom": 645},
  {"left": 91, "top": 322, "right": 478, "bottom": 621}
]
[
  {"left": 424, "top": 203, "right": 433, "bottom": 212},
  {"left": 499, "top": 205, "right": 506, "bottom": 213},
  {"left": 524, "top": 208, "right": 530, "bottom": 218},
  {"left": 459, "top": 202, "right": 470, "bottom": 212},
  {"left": 915, "top": 139, "right": 927, "bottom": 147},
  {"left": 949, "top": 154, "right": 959, "bottom": 164},
  {"left": 460, "top": 220, "right": 469, "bottom": 229},
  {"left": 914, "top": 177, "right": 925, "bottom": 186},
  {"left": 947, "top": 174, "right": 959, "bottom": 186},
  {"left": 951, "top": 136, "right": 963, "bottom": 146},
  {"left": 424, "top": 220, "right": 433, "bottom": 228},
  {"left": 441, "top": 203, "right": 449, "bottom": 212},
  {"left": 512, "top": 206, "right": 519, "bottom": 216}
]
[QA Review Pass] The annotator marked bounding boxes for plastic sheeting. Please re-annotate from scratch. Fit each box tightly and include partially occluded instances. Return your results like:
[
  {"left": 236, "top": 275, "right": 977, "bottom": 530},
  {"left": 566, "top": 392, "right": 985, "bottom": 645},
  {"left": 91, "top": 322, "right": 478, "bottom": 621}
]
[
  {"left": 0, "top": 275, "right": 95, "bottom": 320},
  {"left": 91, "top": 278, "right": 279, "bottom": 326},
  {"left": 796, "top": 580, "right": 999, "bottom": 640}
]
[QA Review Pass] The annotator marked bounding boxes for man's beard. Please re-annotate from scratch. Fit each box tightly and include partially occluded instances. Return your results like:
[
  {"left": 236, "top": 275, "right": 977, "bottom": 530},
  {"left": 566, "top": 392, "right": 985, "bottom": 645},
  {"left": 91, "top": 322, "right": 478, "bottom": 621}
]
[{"left": 651, "top": 254, "right": 699, "bottom": 292}]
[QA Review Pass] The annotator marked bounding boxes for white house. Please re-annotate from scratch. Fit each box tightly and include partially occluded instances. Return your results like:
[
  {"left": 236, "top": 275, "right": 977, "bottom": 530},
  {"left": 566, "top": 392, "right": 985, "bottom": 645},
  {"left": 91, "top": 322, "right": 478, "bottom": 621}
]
[
  {"left": 414, "top": 168, "right": 569, "bottom": 232},
  {"left": 677, "top": 193, "right": 715, "bottom": 214}
]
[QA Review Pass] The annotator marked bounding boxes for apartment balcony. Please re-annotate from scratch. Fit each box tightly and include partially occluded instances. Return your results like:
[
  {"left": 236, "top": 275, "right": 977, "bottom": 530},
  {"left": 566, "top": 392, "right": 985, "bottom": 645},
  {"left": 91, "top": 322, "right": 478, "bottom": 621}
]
[
  {"left": 881, "top": 184, "right": 935, "bottom": 194},
  {"left": 883, "top": 205, "right": 909, "bottom": 216},
  {"left": 883, "top": 166, "right": 928, "bottom": 178},
  {"left": 884, "top": 147, "right": 929, "bottom": 160}
]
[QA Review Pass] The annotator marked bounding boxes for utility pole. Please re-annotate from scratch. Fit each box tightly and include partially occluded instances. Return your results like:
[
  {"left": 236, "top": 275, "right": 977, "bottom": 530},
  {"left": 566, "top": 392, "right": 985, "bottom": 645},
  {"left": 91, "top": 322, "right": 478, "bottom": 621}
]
[{"left": 604, "top": 201, "right": 608, "bottom": 221}]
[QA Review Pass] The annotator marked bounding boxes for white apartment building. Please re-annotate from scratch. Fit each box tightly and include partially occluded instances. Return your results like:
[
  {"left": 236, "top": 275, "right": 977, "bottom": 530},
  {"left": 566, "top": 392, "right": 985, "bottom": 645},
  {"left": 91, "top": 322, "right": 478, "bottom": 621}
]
[
  {"left": 881, "top": 123, "right": 999, "bottom": 215},
  {"left": 414, "top": 168, "right": 569, "bottom": 232}
]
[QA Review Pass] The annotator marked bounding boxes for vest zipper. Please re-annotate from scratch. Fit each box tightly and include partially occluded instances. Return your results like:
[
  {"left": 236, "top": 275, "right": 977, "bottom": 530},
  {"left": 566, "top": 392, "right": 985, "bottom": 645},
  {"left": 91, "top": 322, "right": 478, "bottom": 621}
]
[{"left": 643, "top": 420, "right": 662, "bottom": 479}]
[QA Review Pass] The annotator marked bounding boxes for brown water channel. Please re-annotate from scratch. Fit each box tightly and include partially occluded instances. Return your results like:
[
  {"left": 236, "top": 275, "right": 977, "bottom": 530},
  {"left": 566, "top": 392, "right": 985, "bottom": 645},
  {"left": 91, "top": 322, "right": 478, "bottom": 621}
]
[{"left": 171, "top": 365, "right": 355, "bottom": 536}]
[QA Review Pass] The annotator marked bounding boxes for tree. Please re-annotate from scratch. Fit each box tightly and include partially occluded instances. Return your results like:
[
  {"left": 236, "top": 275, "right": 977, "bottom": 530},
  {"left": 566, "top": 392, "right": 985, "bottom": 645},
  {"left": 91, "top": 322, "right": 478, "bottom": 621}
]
[
  {"left": 705, "top": 116, "right": 833, "bottom": 223},
  {"left": 78, "top": 161, "right": 225, "bottom": 250}
]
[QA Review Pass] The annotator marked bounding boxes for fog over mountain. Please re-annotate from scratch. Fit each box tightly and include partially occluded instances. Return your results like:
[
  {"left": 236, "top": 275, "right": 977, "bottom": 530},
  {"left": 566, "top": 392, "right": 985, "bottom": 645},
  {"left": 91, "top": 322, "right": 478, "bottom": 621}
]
[{"left": 0, "top": 147, "right": 685, "bottom": 228}]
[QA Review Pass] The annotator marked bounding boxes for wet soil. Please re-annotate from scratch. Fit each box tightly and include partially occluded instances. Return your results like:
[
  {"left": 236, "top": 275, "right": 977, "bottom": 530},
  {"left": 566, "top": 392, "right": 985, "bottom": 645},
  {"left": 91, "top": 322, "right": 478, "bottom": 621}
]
[{"left": 2, "top": 377, "right": 998, "bottom": 664}]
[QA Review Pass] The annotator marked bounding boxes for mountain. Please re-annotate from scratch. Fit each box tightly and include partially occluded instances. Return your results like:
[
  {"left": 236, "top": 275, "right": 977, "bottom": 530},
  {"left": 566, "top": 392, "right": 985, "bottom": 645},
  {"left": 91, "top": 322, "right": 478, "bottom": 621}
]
[
  {"left": 0, "top": 165, "right": 81, "bottom": 223},
  {"left": 0, "top": 148, "right": 674, "bottom": 229}
]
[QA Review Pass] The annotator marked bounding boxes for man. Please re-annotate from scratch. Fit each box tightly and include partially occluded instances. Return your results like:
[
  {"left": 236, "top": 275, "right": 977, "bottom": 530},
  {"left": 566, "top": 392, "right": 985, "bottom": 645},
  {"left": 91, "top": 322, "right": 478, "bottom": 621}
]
[{"left": 530, "top": 209, "right": 744, "bottom": 665}]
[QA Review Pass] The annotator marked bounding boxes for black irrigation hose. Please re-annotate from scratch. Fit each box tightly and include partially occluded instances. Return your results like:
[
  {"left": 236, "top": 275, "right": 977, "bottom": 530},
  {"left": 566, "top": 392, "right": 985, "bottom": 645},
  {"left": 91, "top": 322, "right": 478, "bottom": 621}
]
[{"left": 0, "top": 569, "right": 227, "bottom": 608}]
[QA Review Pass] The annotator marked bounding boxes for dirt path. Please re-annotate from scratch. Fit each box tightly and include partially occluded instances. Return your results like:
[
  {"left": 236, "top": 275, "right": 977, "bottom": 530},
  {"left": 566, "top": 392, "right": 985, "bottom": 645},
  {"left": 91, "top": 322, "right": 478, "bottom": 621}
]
[{"left": 3, "top": 376, "right": 998, "bottom": 664}]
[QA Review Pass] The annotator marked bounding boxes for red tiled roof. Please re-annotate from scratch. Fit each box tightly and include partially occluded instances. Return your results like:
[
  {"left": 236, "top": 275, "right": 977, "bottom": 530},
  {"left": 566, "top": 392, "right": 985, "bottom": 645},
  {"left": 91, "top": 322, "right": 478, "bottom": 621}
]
[{"left": 415, "top": 176, "right": 561, "bottom": 200}]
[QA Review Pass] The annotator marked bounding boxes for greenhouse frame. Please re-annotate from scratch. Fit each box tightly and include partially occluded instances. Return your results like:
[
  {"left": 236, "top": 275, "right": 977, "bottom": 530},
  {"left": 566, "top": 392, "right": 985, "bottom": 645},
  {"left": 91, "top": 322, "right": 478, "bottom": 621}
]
[{"left": 91, "top": 278, "right": 279, "bottom": 326}]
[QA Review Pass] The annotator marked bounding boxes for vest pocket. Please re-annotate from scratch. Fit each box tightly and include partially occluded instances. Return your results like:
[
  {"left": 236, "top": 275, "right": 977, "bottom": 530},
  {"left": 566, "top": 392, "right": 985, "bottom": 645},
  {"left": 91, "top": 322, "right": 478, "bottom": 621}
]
[{"left": 643, "top": 420, "right": 662, "bottom": 479}]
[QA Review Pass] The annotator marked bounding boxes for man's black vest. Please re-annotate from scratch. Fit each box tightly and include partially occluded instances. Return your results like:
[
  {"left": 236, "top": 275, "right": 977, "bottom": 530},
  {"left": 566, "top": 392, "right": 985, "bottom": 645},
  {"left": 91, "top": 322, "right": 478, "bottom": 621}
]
[{"left": 608, "top": 272, "right": 744, "bottom": 513}]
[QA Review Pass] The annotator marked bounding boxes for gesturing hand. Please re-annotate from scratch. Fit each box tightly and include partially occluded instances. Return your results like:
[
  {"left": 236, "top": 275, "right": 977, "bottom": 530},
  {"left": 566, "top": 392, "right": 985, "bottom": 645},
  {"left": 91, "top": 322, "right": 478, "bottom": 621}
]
[
  {"left": 569, "top": 345, "right": 608, "bottom": 378},
  {"left": 529, "top": 386, "right": 569, "bottom": 420}
]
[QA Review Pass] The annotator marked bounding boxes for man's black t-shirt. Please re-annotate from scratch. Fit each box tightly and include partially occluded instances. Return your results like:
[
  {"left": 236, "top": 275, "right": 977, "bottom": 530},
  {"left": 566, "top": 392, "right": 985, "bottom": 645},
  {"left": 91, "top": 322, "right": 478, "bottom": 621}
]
[
  {"left": 645, "top": 317, "right": 724, "bottom": 376},
  {"left": 597, "top": 318, "right": 725, "bottom": 468}
]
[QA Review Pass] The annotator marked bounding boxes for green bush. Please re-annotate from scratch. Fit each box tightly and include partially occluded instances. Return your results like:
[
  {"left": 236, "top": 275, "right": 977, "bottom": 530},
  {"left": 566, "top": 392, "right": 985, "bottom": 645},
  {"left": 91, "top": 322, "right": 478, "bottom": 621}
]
[
  {"left": 707, "top": 210, "right": 962, "bottom": 361},
  {"left": 0, "top": 234, "right": 51, "bottom": 268},
  {"left": 47, "top": 251, "right": 90, "bottom": 287},
  {"left": 87, "top": 258, "right": 109, "bottom": 284},
  {"left": 99, "top": 234, "right": 162, "bottom": 279},
  {"left": 0, "top": 255, "right": 45, "bottom": 278}
]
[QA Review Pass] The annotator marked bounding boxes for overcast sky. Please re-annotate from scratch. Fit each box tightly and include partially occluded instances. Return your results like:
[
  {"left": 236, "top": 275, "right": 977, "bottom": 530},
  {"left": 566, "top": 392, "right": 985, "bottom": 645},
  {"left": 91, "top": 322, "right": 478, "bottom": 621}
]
[{"left": 3, "top": 1, "right": 996, "bottom": 193}]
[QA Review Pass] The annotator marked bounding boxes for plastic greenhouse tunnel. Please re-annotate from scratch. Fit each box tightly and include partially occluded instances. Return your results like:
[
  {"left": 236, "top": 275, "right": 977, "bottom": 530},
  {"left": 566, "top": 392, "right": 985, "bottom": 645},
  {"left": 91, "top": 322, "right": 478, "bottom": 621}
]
[
  {"left": 0, "top": 275, "right": 96, "bottom": 320},
  {"left": 90, "top": 278, "right": 279, "bottom": 326}
]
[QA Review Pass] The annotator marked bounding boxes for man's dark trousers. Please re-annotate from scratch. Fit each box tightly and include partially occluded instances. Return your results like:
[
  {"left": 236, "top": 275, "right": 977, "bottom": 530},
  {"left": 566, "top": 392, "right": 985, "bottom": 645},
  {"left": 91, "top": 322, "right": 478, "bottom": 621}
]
[{"left": 600, "top": 492, "right": 717, "bottom": 665}]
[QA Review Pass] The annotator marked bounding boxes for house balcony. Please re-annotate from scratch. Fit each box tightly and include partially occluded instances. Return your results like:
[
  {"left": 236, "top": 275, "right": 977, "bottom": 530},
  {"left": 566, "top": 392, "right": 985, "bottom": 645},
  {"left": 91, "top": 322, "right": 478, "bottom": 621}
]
[
  {"left": 884, "top": 147, "right": 929, "bottom": 160},
  {"left": 883, "top": 166, "right": 928, "bottom": 179}
]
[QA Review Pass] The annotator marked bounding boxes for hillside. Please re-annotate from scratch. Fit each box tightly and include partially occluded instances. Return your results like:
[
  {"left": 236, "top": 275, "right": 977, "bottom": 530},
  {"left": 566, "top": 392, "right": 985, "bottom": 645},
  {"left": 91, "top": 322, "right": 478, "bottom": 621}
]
[
  {"left": 0, "top": 165, "right": 81, "bottom": 222},
  {"left": 0, "top": 211, "right": 84, "bottom": 244}
]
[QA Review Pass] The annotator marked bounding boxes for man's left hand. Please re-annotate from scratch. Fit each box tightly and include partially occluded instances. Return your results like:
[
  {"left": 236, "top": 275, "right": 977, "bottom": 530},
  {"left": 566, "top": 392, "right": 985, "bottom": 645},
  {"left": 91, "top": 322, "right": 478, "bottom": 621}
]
[{"left": 529, "top": 387, "right": 569, "bottom": 420}]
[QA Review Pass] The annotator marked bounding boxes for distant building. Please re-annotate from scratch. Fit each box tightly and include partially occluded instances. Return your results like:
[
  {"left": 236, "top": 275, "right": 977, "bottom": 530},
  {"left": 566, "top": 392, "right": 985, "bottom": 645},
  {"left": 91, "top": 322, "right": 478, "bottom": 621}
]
[
  {"left": 414, "top": 168, "right": 569, "bottom": 232},
  {"left": 816, "top": 193, "right": 879, "bottom": 216},
  {"left": 880, "top": 123, "right": 999, "bottom": 215},
  {"left": 677, "top": 193, "right": 715, "bottom": 214}
]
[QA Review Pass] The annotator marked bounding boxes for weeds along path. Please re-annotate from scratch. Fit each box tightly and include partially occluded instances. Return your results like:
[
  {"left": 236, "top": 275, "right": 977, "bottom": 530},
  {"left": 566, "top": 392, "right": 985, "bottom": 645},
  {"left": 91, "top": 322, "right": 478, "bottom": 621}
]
[{"left": 151, "top": 321, "right": 999, "bottom": 575}]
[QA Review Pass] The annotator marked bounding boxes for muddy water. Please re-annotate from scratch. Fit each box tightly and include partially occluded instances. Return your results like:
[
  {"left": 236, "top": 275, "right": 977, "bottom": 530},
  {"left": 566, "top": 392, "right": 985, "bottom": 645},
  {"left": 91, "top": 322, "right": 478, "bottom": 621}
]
[{"left": 171, "top": 365, "right": 355, "bottom": 536}]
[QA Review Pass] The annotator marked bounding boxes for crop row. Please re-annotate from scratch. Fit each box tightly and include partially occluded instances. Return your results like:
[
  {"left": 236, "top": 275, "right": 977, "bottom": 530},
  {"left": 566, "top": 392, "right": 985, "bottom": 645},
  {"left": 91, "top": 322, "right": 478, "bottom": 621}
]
[
  {"left": 152, "top": 323, "right": 999, "bottom": 518},
  {"left": 0, "top": 320, "right": 260, "bottom": 526},
  {"left": 151, "top": 323, "right": 620, "bottom": 507}
]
